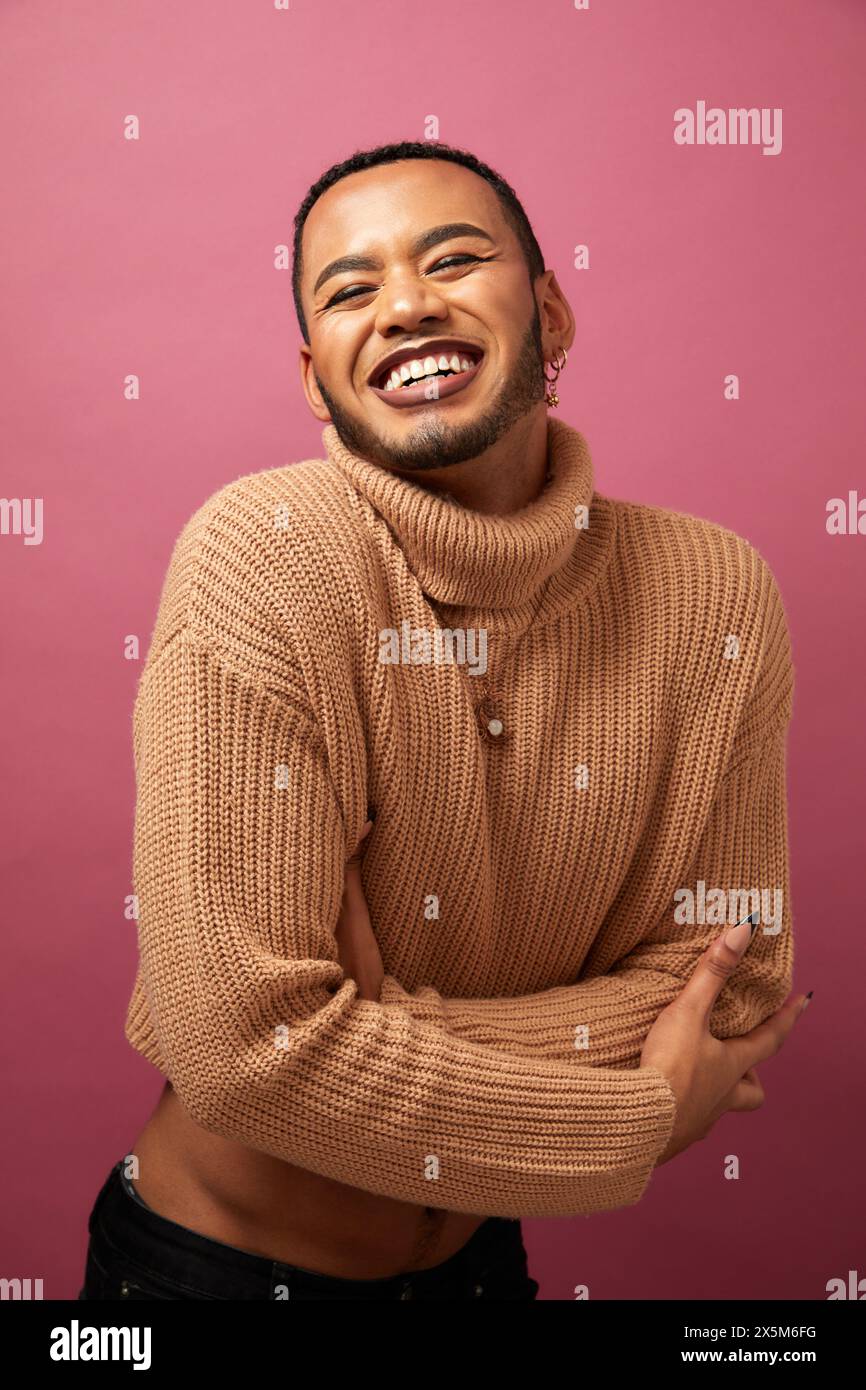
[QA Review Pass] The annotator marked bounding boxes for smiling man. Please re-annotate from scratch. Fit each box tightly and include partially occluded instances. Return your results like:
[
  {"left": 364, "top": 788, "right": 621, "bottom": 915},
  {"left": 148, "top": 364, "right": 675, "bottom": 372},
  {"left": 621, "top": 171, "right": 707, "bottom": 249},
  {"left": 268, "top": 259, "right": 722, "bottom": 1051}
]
[{"left": 79, "top": 141, "right": 802, "bottom": 1302}]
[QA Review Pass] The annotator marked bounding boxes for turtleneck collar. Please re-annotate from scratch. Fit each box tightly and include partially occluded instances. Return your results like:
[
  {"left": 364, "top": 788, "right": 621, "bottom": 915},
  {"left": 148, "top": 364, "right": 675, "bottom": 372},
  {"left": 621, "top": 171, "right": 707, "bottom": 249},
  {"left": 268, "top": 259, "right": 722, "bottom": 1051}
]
[{"left": 322, "top": 415, "right": 617, "bottom": 630}]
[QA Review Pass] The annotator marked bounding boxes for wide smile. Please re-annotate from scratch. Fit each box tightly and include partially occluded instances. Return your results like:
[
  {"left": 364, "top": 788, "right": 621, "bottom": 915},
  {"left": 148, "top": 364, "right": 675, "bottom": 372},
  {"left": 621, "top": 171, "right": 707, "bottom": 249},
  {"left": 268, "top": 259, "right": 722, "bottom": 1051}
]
[{"left": 367, "top": 347, "right": 484, "bottom": 410}]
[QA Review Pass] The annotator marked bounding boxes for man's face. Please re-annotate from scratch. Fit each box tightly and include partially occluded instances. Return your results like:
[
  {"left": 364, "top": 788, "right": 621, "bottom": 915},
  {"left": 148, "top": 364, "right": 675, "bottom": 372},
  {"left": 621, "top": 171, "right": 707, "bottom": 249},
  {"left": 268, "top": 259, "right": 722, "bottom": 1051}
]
[{"left": 298, "top": 159, "right": 552, "bottom": 473}]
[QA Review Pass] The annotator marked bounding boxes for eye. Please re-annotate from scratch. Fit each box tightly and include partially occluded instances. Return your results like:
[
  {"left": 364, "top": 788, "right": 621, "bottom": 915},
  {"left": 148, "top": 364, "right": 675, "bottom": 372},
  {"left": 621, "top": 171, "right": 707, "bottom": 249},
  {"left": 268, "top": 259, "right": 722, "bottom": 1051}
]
[
  {"left": 323, "top": 254, "right": 486, "bottom": 308},
  {"left": 429, "top": 254, "right": 484, "bottom": 272}
]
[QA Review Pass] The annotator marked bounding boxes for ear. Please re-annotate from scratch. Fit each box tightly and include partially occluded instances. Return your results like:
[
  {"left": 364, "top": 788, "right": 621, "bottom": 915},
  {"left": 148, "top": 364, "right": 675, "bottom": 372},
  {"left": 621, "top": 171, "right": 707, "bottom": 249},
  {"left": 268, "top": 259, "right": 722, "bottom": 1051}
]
[
  {"left": 537, "top": 270, "right": 575, "bottom": 359},
  {"left": 299, "top": 346, "right": 331, "bottom": 422}
]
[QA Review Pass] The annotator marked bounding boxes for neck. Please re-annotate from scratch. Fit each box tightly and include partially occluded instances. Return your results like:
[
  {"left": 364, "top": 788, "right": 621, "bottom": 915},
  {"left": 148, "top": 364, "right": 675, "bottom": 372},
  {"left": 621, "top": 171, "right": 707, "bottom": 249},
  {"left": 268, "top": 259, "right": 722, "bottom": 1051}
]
[{"left": 380, "top": 411, "right": 550, "bottom": 516}]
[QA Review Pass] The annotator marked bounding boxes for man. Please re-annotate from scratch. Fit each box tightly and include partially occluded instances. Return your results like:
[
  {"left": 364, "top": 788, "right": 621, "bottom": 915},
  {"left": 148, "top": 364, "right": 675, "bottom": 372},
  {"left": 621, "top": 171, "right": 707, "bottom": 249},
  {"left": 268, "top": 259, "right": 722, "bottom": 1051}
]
[{"left": 79, "top": 141, "right": 808, "bottom": 1302}]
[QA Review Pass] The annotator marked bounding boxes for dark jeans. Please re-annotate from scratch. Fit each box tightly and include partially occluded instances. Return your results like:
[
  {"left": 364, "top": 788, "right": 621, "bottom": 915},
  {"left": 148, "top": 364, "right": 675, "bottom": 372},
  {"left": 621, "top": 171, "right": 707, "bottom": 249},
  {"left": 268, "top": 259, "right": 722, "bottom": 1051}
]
[{"left": 78, "top": 1160, "right": 540, "bottom": 1301}]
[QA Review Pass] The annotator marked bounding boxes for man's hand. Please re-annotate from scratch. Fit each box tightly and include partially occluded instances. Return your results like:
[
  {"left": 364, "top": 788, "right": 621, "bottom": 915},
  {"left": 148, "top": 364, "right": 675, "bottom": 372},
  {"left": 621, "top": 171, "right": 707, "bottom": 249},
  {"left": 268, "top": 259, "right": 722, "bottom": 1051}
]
[
  {"left": 334, "top": 820, "right": 385, "bottom": 1001},
  {"left": 640, "top": 918, "right": 808, "bottom": 1165}
]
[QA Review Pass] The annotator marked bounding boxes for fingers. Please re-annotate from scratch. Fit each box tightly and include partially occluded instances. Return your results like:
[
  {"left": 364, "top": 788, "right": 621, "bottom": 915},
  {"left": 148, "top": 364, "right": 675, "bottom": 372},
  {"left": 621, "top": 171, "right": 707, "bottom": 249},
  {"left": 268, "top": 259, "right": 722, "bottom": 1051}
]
[
  {"left": 678, "top": 914, "right": 760, "bottom": 1020},
  {"left": 725, "top": 1069, "right": 765, "bottom": 1112},
  {"left": 729, "top": 991, "right": 809, "bottom": 1071},
  {"left": 699, "top": 1068, "right": 765, "bottom": 1138}
]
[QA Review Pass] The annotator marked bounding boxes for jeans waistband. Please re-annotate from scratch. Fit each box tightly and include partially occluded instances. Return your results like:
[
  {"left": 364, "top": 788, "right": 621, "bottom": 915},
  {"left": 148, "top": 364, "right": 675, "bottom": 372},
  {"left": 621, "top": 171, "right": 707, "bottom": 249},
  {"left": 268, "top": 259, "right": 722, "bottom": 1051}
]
[
  {"left": 89, "top": 1159, "right": 522, "bottom": 1299},
  {"left": 119, "top": 1165, "right": 152, "bottom": 1211}
]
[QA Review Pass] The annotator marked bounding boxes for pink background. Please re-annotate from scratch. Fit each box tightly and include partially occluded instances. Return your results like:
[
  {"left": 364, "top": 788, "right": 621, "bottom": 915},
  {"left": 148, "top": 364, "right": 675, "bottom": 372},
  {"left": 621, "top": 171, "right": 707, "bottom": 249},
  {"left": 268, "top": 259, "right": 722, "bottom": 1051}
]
[{"left": 1, "top": 0, "right": 863, "bottom": 1300}]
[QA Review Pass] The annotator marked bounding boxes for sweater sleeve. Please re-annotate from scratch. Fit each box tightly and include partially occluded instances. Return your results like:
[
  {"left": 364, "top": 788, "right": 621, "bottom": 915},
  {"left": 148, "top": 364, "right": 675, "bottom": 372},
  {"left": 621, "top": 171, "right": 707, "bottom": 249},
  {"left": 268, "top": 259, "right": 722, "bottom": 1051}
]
[
  {"left": 380, "top": 554, "right": 796, "bottom": 1070},
  {"left": 380, "top": 722, "right": 794, "bottom": 1068},
  {"left": 131, "top": 627, "right": 676, "bottom": 1220}
]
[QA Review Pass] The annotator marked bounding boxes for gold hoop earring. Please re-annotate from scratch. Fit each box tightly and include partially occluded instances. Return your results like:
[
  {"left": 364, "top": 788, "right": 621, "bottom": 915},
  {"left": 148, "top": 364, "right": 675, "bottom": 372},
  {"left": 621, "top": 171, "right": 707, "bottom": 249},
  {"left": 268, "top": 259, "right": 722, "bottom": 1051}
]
[{"left": 544, "top": 346, "right": 568, "bottom": 408}]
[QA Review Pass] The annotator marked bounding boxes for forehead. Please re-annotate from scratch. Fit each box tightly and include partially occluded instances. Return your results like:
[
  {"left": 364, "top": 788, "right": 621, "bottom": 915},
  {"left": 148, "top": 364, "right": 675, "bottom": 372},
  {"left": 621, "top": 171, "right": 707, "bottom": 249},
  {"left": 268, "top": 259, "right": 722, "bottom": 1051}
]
[{"left": 301, "top": 159, "right": 509, "bottom": 281}]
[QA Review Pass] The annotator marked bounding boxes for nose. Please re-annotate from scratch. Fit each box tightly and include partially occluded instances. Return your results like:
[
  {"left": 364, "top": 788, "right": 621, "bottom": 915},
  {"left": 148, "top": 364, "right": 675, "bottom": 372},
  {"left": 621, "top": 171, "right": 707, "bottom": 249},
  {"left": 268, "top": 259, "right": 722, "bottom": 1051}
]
[{"left": 372, "top": 270, "right": 450, "bottom": 338}]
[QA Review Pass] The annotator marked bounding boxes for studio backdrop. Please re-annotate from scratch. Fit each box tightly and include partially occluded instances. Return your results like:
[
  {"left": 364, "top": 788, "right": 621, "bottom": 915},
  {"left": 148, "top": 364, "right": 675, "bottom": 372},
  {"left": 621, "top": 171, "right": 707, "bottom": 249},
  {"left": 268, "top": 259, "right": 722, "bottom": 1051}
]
[{"left": 1, "top": 0, "right": 863, "bottom": 1303}]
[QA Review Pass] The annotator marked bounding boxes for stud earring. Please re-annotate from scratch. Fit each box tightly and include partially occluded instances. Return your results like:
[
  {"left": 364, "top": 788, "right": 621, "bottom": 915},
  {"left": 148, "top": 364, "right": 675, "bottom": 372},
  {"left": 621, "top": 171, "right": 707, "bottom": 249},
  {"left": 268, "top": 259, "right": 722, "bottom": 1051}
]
[{"left": 544, "top": 346, "right": 568, "bottom": 408}]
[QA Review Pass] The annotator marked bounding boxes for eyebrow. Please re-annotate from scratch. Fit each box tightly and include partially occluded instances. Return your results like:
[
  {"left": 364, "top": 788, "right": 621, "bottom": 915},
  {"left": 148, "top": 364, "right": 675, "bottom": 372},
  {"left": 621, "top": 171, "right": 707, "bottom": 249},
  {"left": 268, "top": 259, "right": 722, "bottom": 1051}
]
[{"left": 312, "top": 222, "right": 495, "bottom": 298}]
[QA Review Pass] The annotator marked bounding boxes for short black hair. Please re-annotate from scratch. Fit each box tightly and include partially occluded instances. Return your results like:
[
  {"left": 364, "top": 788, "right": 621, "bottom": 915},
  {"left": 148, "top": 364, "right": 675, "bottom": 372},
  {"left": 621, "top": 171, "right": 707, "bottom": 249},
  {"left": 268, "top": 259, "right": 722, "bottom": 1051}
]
[{"left": 291, "top": 140, "right": 546, "bottom": 344}]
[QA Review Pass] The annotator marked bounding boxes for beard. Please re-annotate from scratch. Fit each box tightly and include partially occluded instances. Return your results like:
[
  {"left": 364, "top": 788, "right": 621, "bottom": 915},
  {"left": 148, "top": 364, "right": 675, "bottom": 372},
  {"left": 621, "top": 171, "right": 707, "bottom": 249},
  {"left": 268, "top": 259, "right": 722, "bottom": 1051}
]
[{"left": 313, "top": 303, "right": 548, "bottom": 473}]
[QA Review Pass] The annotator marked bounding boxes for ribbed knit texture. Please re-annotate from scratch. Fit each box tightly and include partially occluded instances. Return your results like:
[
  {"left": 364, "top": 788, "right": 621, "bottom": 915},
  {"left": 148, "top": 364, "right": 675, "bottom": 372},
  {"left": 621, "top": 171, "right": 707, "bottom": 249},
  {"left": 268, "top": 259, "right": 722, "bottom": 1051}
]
[{"left": 124, "top": 415, "right": 794, "bottom": 1220}]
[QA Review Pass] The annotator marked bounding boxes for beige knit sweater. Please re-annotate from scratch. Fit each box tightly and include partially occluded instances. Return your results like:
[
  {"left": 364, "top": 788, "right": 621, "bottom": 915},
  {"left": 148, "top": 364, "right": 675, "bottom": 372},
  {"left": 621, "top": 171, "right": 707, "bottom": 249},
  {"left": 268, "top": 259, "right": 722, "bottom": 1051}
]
[{"left": 124, "top": 416, "right": 794, "bottom": 1221}]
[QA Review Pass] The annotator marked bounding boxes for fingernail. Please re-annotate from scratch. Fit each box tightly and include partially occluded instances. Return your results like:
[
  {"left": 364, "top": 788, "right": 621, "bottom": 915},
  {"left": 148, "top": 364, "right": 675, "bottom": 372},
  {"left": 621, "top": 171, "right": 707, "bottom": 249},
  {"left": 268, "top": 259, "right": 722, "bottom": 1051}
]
[
  {"left": 724, "top": 919, "right": 752, "bottom": 952},
  {"left": 800, "top": 990, "right": 813, "bottom": 1014}
]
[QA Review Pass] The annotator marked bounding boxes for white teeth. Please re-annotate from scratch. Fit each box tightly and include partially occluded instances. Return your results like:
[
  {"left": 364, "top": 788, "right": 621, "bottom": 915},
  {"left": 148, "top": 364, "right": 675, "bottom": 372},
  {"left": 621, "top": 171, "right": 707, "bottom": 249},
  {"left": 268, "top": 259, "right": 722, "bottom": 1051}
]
[{"left": 379, "top": 349, "right": 479, "bottom": 390}]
